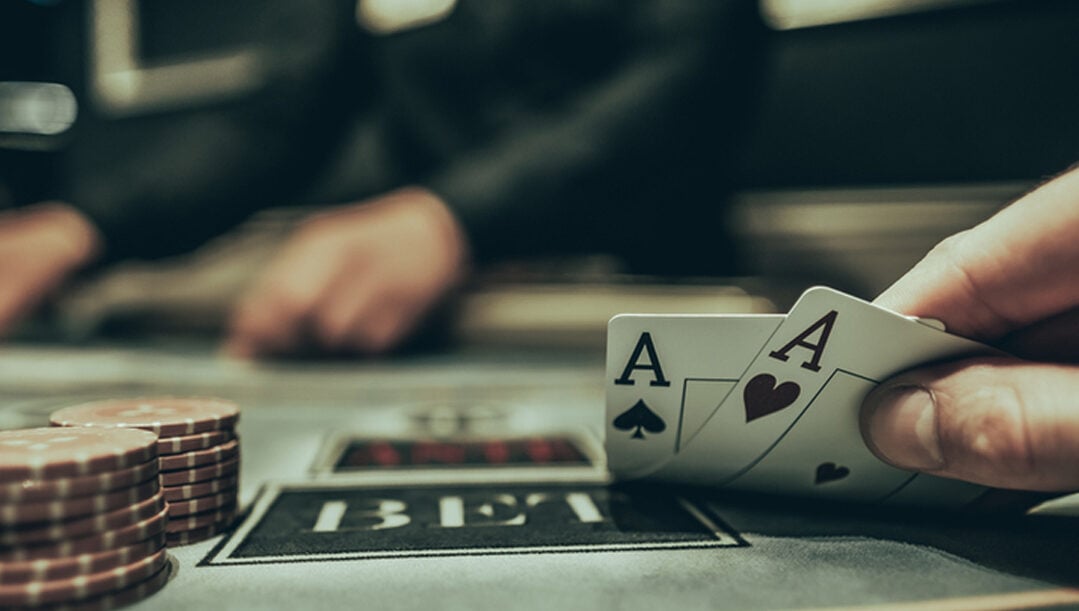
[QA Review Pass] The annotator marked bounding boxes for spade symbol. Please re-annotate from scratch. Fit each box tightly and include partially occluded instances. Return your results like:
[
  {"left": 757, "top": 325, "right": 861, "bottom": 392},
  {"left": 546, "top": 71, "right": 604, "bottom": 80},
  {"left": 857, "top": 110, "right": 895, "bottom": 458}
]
[
  {"left": 743, "top": 373, "right": 800, "bottom": 423},
  {"left": 612, "top": 399, "right": 666, "bottom": 440},
  {"left": 814, "top": 462, "right": 850, "bottom": 484}
]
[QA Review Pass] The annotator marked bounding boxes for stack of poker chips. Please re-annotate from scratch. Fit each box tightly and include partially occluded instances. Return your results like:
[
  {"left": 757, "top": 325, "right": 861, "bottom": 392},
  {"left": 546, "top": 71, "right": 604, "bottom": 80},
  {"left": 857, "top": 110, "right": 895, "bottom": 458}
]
[
  {"left": 0, "top": 427, "right": 172, "bottom": 609},
  {"left": 50, "top": 398, "right": 241, "bottom": 546}
]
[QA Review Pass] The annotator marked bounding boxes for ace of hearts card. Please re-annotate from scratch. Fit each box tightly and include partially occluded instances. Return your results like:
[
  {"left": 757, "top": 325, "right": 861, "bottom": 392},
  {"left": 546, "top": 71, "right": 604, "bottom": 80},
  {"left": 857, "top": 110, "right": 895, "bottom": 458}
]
[{"left": 605, "top": 287, "right": 994, "bottom": 507}]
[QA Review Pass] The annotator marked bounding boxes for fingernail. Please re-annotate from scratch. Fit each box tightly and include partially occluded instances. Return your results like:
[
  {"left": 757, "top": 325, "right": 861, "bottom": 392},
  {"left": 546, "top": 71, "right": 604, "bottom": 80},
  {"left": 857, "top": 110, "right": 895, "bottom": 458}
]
[{"left": 862, "top": 385, "right": 945, "bottom": 471}]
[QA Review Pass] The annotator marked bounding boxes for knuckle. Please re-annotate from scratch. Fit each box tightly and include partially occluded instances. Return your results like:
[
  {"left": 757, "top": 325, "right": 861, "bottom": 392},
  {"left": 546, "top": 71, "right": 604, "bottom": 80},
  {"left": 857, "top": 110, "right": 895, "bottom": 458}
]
[
  {"left": 930, "top": 233, "right": 979, "bottom": 291},
  {"left": 229, "top": 299, "right": 270, "bottom": 335},
  {"left": 353, "top": 320, "right": 400, "bottom": 354},
  {"left": 920, "top": 230, "right": 1015, "bottom": 337},
  {"left": 312, "top": 310, "right": 350, "bottom": 349},
  {"left": 263, "top": 285, "right": 312, "bottom": 320},
  {"left": 927, "top": 230, "right": 970, "bottom": 260}
]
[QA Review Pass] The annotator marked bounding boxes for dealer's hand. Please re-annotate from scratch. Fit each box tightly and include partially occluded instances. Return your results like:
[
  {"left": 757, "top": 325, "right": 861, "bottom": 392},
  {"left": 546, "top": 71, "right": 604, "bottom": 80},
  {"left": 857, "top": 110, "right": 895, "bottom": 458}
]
[
  {"left": 0, "top": 203, "right": 101, "bottom": 336},
  {"left": 225, "top": 187, "right": 469, "bottom": 358},
  {"left": 861, "top": 167, "right": 1079, "bottom": 491}
]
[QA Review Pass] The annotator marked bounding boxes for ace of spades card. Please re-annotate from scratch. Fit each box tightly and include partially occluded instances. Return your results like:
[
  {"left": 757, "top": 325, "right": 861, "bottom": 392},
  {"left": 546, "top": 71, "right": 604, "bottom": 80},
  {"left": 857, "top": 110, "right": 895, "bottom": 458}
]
[
  {"left": 606, "top": 314, "right": 784, "bottom": 480},
  {"left": 652, "top": 287, "right": 996, "bottom": 504}
]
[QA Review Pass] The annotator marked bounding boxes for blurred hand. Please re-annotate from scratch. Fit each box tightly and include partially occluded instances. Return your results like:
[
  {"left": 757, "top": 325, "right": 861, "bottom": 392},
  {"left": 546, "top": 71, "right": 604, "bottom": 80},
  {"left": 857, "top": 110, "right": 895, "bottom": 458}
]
[
  {"left": 861, "top": 167, "right": 1079, "bottom": 491},
  {"left": 0, "top": 203, "right": 101, "bottom": 336},
  {"left": 225, "top": 187, "right": 469, "bottom": 358}
]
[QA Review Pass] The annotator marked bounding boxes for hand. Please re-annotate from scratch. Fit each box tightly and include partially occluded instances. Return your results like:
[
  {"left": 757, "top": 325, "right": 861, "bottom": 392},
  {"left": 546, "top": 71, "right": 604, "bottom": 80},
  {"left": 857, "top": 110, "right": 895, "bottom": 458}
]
[
  {"left": 225, "top": 187, "right": 469, "bottom": 358},
  {"left": 860, "top": 167, "right": 1079, "bottom": 491},
  {"left": 0, "top": 203, "right": 101, "bottom": 336}
]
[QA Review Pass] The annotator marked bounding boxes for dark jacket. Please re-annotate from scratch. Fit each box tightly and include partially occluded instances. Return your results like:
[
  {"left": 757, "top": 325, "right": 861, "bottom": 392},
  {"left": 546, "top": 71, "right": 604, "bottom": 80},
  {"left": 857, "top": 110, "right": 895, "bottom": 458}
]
[{"left": 3, "top": 0, "right": 764, "bottom": 272}]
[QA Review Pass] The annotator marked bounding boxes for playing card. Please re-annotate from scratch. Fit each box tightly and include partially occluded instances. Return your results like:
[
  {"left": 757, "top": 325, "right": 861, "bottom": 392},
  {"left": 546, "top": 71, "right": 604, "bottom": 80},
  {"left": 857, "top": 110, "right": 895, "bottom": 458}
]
[
  {"left": 605, "top": 314, "right": 783, "bottom": 480},
  {"left": 652, "top": 287, "right": 995, "bottom": 503},
  {"left": 720, "top": 369, "right": 913, "bottom": 501},
  {"left": 880, "top": 471, "right": 987, "bottom": 507}
]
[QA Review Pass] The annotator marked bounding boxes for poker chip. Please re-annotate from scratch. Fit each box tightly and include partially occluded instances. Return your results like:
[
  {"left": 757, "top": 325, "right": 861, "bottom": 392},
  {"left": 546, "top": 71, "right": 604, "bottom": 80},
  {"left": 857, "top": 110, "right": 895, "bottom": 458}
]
[
  {"left": 48, "top": 396, "right": 244, "bottom": 551},
  {"left": 0, "top": 507, "right": 169, "bottom": 562},
  {"left": 0, "top": 478, "right": 161, "bottom": 526},
  {"left": 162, "top": 493, "right": 238, "bottom": 544},
  {"left": 0, "top": 460, "right": 159, "bottom": 504},
  {"left": 158, "top": 456, "right": 239, "bottom": 487},
  {"left": 0, "top": 532, "right": 165, "bottom": 585},
  {"left": 165, "top": 504, "right": 236, "bottom": 534},
  {"left": 156, "top": 430, "right": 233, "bottom": 456},
  {"left": 13, "top": 560, "right": 174, "bottom": 611},
  {"left": 0, "top": 547, "right": 167, "bottom": 606},
  {"left": 2, "top": 492, "right": 164, "bottom": 546},
  {"left": 0, "top": 428, "right": 158, "bottom": 483},
  {"left": 166, "top": 491, "right": 238, "bottom": 518},
  {"left": 0, "top": 425, "right": 172, "bottom": 609},
  {"left": 161, "top": 474, "right": 238, "bottom": 503},
  {"left": 51, "top": 397, "right": 239, "bottom": 437},
  {"left": 32, "top": 560, "right": 172, "bottom": 611},
  {"left": 157, "top": 439, "right": 239, "bottom": 472}
]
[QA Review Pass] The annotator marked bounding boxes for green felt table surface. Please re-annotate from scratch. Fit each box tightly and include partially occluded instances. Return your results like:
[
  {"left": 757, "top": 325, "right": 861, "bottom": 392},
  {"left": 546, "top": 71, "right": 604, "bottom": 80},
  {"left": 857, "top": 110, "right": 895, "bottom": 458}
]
[{"left": 0, "top": 343, "right": 1075, "bottom": 610}]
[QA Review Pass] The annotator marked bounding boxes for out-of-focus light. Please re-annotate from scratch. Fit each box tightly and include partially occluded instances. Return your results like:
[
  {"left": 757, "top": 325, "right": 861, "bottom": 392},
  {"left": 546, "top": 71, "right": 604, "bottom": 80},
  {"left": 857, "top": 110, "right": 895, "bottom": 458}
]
[
  {"left": 357, "top": 0, "right": 457, "bottom": 34},
  {"left": 761, "top": 0, "right": 1005, "bottom": 30},
  {"left": 0, "top": 82, "right": 77, "bottom": 136}
]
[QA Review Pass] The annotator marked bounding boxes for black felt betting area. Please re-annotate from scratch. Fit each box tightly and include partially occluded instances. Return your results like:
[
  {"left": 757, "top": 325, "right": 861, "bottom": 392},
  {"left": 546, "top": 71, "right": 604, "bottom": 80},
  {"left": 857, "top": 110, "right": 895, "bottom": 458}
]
[
  {"left": 334, "top": 437, "right": 592, "bottom": 471},
  {"left": 207, "top": 483, "right": 743, "bottom": 564}
]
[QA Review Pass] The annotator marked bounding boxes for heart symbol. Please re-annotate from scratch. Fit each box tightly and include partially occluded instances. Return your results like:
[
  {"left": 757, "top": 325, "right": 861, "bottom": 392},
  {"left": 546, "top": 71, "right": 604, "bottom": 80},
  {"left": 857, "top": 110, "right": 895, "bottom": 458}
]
[
  {"left": 814, "top": 462, "right": 850, "bottom": 484},
  {"left": 743, "top": 373, "right": 800, "bottom": 423}
]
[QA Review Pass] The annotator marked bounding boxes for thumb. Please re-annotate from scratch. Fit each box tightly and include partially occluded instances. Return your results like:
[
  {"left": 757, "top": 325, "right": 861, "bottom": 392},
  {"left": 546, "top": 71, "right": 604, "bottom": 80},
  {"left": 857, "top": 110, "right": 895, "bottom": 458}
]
[{"left": 860, "top": 357, "right": 1079, "bottom": 492}]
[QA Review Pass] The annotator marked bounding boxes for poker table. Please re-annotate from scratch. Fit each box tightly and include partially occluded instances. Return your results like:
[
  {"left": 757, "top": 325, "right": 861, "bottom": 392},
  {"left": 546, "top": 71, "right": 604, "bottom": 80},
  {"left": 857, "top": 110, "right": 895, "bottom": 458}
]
[{"left": 1, "top": 342, "right": 1077, "bottom": 610}]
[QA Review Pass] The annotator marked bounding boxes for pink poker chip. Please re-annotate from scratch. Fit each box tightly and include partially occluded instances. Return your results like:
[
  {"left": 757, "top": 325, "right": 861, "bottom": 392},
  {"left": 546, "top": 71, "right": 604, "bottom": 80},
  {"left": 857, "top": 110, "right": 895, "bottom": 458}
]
[
  {"left": 156, "top": 430, "right": 234, "bottom": 456},
  {"left": 0, "top": 459, "right": 158, "bottom": 504},
  {"left": 0, "top": 506, "right": 169, "bottom": 562},
  {"left": 0, "top": 548, "right": 168, "bottom": 606},
  {"left": 0, "top": 532, "right": 165, "bottom": 584},
  {"left": 158, "top": 439, "right": 239, "bottom": 472},
  {"left": 158, "top": 457, "right": 239, "bottom": 487},
  {"left": 0, "top": 428, "right": 157, "bottom": 484},
  {"left": 51, "top": 398, "right": 239, "bottom": 437}
]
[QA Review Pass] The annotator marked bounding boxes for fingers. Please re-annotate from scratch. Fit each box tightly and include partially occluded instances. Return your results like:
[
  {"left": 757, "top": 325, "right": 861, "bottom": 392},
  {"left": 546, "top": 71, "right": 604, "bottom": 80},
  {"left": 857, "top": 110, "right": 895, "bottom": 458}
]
[
  {"left": 875, "top": 167, "right": 1079, "bottom": 340},
  {"left": 0, "top": 281, "right": 47, "bottom": 335},
  {"left": 224, "top": 288, "right": 313, "bottom": 358},
  {"left": 227, "top": 276, "right": 418, "bottom": 358},
  {"left": 224, "top": 188, "right": 469, "bottom": 359},
  {"left": 861, "top": 356, "right": 1079, "bottom": 492},
  {"left": 0, "top": 203, "right": 101, "bottom": 336},
  {"left": 998, "top": 306, "right": 1079, "bottom": 363},
  {"left": 224, "top": 236, "right": 339, "bottom": 358},
  {"left": 308, "top": 283, "right": 413, "bottom": 354},
  {"left": 870, "top": 169, "right": 1079, "bottom": 492}
]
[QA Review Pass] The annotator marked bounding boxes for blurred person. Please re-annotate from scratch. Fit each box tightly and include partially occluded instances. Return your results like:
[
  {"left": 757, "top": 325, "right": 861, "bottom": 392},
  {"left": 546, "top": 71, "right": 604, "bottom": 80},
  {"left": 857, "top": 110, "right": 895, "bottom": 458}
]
[
  {"left": 0, "top": 0, "right": 765, "bottom": 356},
  {"left": 861, "top": 163, "right": 1079, "bottom": 492}
]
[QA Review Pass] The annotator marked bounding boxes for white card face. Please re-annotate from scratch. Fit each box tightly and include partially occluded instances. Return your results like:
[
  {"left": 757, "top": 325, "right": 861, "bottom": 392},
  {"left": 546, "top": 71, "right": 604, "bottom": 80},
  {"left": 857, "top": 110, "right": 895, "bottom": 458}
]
[
  {"left": 605, "top": 314, "right": 783, "bottom": 480},
  {"left": 662, "top": 287, "right": 993, "bottom": 500},
  {"left": 723, "top": 371, "right": 914, "bottom": 501},
  {"left": 882, "top": 473, "right": 987, "bottom": 507}
]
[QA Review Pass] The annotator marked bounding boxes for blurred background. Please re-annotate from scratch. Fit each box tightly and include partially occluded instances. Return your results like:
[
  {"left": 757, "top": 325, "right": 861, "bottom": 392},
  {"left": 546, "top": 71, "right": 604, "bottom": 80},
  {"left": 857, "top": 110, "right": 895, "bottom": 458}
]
[{"left": 1, "top": 0, "right": 1077, "bottom": 354}]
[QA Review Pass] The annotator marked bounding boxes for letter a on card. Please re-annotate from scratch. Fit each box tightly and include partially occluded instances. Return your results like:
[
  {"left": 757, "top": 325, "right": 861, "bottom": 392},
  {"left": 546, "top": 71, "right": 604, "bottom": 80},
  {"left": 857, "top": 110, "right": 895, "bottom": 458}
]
[{"left": 614, "top": 332, "right": 671, "bottom": 387}]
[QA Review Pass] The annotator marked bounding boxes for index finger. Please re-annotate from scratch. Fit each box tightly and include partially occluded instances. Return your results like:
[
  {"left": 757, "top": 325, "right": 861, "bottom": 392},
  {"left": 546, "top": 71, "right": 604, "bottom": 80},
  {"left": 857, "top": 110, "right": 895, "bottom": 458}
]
[{"left": 875, "top": 165, "right": 1079, "bottom": 340}]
